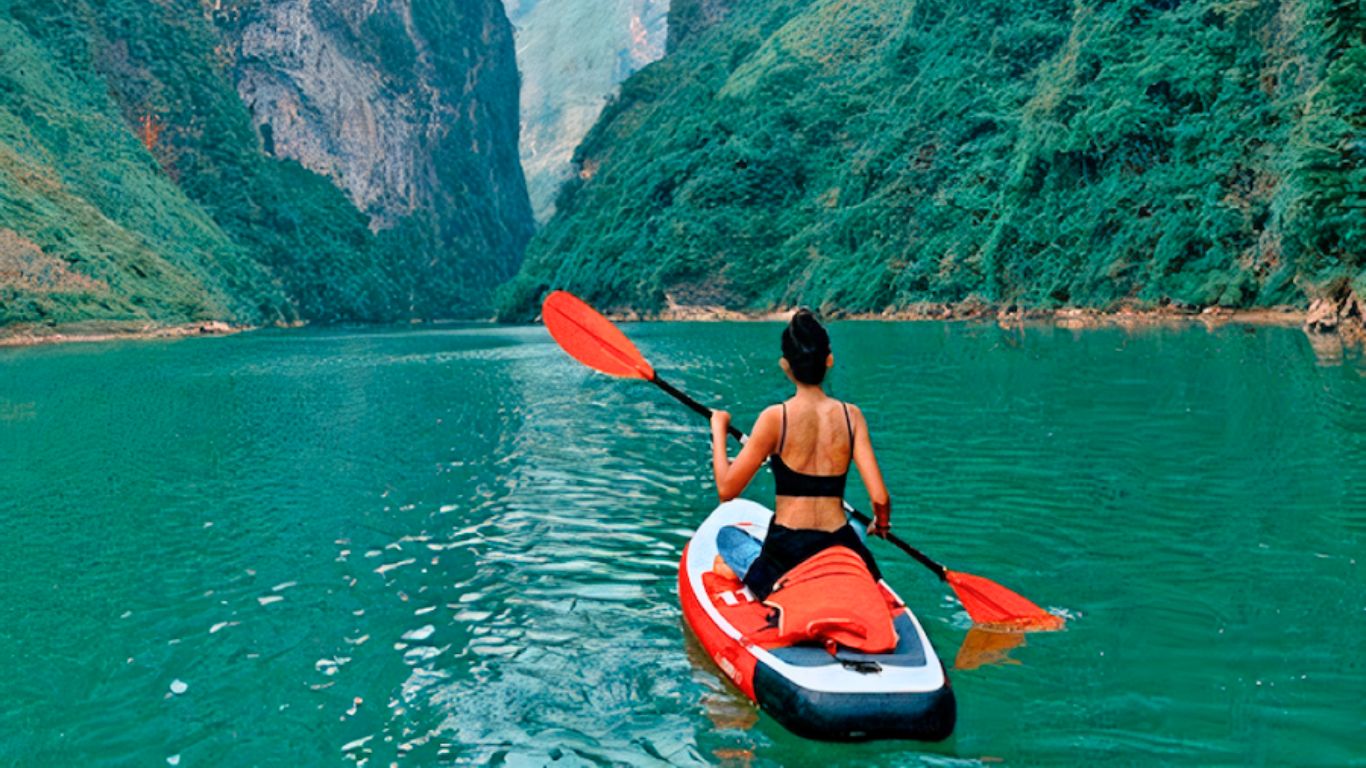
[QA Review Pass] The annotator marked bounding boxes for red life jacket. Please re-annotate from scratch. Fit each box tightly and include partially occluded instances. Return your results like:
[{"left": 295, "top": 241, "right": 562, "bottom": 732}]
[{"left": 762, "top": 545, "right": 899, "bottom": 654}]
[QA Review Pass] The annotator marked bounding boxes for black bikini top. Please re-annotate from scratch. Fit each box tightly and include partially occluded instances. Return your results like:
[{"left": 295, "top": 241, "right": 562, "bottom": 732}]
[{"left": 770, "top": 401, "right": 854, "bottom": 498}]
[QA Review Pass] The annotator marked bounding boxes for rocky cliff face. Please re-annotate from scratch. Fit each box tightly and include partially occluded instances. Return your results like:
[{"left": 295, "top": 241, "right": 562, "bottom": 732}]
[
  {"left": 231, "top": 0, "right": 533, "bottom": 281},
  {"left": 505, "top": 0, "right": 669, "bottom": 221},
  {"left": 0, "top": 0, "right": 532, "bottom": 327},
  {"left": 235, "top": 1, "right": 423, "bottom": 231}
]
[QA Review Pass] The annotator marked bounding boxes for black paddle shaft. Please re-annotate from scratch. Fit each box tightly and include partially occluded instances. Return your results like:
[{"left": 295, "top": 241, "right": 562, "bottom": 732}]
[
  {"left": 650, "top": 373, "right": 949, "bottom": 581},
  {"left": 651, "top": 375, "right": 745, "bottom": 442}
]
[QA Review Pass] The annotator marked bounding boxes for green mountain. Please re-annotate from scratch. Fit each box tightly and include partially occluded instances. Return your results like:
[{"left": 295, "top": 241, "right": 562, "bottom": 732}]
[
  {"left": 498, "top": 0, "right": 1365, "bottom": 319},
  {"left": 0, "top": 0, "right": 532, "bottom": 328}
]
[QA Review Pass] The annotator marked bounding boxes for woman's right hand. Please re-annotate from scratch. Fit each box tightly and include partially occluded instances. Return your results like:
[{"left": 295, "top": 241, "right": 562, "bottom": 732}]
[{"left": 710, "top": 409, "right": 731, "bottom": 440}]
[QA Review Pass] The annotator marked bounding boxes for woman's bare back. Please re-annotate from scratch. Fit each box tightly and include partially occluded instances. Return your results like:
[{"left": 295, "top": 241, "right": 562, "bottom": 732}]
[{"left": 773, "top": 393, "right": 855, "bottom": 531}]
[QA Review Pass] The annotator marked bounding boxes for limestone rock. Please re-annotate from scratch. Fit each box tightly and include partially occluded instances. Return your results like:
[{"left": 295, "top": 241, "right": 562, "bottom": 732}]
[
  {"left": 231, "top": 0, "right": 533, "bottom": 281},
  {"left": 1304, "top": 284, "right": 1363, "bottom": 334},
  {"left": 506, "top": 0, "right": 669, "bottom": 221}
]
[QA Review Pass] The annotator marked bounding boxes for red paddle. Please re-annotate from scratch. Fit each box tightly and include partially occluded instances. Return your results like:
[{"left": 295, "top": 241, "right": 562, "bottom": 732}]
[{"left": 542, "top": 290, "right": 1064, "bottom": 631}]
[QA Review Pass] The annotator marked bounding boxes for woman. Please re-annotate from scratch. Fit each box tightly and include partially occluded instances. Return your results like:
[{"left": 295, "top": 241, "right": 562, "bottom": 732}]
[{"left": 709, "top": 309, "right": 893, "bottom": 600}]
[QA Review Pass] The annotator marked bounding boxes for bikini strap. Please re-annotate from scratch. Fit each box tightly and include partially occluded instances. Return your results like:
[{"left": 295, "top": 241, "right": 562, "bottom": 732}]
[
  {"left": 842, "top": 401, "right": 854, "bottom": 445},
  {"left": 778, "top": 403, "right": 788, "bottom": 453}
]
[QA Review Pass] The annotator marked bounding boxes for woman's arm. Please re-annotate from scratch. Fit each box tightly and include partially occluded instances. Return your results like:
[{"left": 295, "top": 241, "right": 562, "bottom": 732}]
[
  {"left": 849, "top": 404, "right": 893, "bottom": 537},
  {"left": 711, "top": 406, "right": 780, "bottom": 501}
]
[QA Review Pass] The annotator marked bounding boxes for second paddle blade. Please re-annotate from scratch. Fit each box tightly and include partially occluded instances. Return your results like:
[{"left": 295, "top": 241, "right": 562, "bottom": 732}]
[
  {"left": 946, "top": 570, "right": 1065, "bottom": 631},
  {"left": 542, "top": 291, "right": 656, "bottom": 381}
]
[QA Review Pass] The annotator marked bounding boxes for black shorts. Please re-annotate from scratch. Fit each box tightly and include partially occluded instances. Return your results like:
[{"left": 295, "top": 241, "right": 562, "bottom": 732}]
[{"left": 742, "top": 522, "right": 883, "bottom": 600}]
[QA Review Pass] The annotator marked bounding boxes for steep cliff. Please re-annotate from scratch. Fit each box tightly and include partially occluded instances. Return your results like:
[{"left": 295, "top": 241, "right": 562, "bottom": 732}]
[
  {"left": 498, "top": 0, "right": 1366, "bottom": 319},
  {"left": 230, "top": 0, "right": 533, "bottom": 284},
  {"left": 0, "top": 0, "right": 531, "bottom": 327},
  {"left": 506, "top": 0, "right": 668, "bottom": 221}
]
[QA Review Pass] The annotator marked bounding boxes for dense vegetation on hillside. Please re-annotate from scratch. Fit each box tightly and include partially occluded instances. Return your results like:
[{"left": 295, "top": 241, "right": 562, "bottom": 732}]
[
  {"left": 0, "top": 0, "right": 530, "bottom": 328},
  {"left": 499, "top": 0, "right": 1365, "bottom": 318}
]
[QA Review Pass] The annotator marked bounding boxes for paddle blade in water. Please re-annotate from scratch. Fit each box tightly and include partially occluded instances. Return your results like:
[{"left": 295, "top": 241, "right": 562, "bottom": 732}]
[
  {"left": 946, "top": 570, "right": 1065, "bottom": 631},
  {"left": 542, "top": 291, "right": 656, "bottom": 380}
]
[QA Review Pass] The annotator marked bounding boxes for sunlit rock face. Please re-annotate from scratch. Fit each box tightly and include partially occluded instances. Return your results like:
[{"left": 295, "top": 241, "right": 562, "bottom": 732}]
[
  {"left": 235, "top": 0, "right": 421, "bottom": 230},
  {"left": 506, "top": 0, "right": 669, "bottom": 221},
  {"left": 233, "top": 0, "right": 533, "bottom": 279}
]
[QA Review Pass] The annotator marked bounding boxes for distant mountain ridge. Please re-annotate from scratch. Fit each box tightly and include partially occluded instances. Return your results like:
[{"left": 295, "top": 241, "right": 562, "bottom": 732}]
[
  {"left": 507, "top": 0, "right": 669, "bottom": 222},
  {"left": 498, "top": 0, "right": 1366, "bottom": 320},
  {"left": 0, "top": 0, "right": 532, "bottom": 327}
]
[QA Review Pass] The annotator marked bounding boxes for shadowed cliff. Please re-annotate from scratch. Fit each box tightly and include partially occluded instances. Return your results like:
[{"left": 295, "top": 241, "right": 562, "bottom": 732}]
[{"left": 0, "top": 0, "right": 532, "bottom": 326}]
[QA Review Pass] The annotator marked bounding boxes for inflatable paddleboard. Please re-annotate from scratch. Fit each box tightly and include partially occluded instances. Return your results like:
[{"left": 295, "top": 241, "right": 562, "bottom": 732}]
[{"left": 679, "top": 499, "right": 956, "bottom": 741}]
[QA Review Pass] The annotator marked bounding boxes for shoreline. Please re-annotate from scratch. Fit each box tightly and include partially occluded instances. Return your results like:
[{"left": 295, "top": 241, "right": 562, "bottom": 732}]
[
  {"left": 0, "top": 320, "right": 252, "bottom": 349},
  {"left": 5, "top": 301, "right": 1361, "bottom": 350},
  {"left": 624, "top": 302, "right": 1310, "bottom": 328},
  {"left": 600, "top": 300, "right": 1359, "bottom": 357}
]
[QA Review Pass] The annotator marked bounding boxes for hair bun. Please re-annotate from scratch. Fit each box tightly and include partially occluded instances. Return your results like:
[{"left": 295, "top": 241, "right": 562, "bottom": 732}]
[
  {"left": 789, "top": 309, "right": 828, "bottom": 350},
  {"left": 781, "top": 308, "right": 831, "bottom": 384}
]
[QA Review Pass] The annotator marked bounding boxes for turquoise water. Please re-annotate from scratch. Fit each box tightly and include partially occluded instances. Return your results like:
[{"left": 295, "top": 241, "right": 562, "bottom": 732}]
[{"left": 1, "top": 322, "right": 1363, "bottom": 766}]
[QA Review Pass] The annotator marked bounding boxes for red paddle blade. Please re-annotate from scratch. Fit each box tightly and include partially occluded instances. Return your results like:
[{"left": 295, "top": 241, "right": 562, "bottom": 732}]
[
  {"left": 946, "top": 570, "right": 1065, "bottom": 631},
  {"left": 542, "top": 291, "right": 656, "bottom": 380}
]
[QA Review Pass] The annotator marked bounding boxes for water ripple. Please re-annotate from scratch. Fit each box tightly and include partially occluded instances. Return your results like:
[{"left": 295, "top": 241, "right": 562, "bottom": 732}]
[{"left": 2, "top": 323, "right": 1362, "bottom": 766}]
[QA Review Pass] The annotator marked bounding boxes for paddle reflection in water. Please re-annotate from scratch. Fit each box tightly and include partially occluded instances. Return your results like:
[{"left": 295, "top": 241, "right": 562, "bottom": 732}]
[{"left": 953, "top": 628, "right": 1028, "bottom": 671}]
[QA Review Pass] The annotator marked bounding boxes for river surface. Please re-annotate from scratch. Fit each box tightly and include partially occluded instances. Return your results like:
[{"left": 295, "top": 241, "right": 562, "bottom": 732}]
[{"left": 1, "top": 322, "right": 1363, "bottom": 767}]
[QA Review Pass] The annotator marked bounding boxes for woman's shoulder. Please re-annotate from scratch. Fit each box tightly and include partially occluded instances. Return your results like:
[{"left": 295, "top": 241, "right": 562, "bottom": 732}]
[
  {"left": 749, "top": 404, "right": 783, "bottom": 427},
  {"left": 749, "top": 404, "right": 784, "bottom": 445},
  {"left": 839, "top": 400, "right": 867, "bottom": 425},
  {"left": 829, "top": 397, "right": 861, "bottom": 413}
]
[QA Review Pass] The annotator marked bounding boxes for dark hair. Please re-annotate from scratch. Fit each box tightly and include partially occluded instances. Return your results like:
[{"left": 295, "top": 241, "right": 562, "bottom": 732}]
[{"left": 781, "top": 308, "right": 831, "bottom": 385}]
